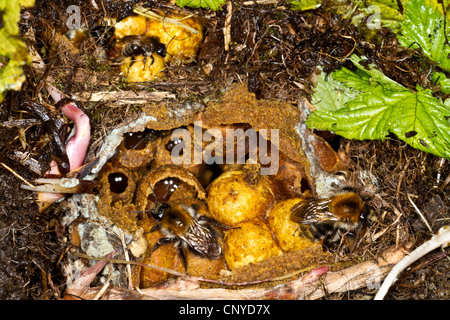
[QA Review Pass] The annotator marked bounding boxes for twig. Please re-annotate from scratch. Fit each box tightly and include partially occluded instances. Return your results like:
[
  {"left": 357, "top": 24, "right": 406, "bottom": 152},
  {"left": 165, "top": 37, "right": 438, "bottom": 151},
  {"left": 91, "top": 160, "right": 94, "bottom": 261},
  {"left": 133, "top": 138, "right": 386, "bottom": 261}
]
[
  {"left": 90, "top": 0, "right": 100, "bottom": 11},
  {"left": 242, "top": 0, "right": 279, "bottom": 5},
  {"left": 435, "top": 158, "right": 446, "bottom": 187},
  {"left": 441, "top": 172, "right": 450, "bottom": 190},
  {"left": 223, "top": 2, "right": 232, "bottom": 51},
  {"left": 21, "top": 178, "right": 95, "bottom": 194},
  {"left": 374, "top": 225, "right": 450, "bottom": 300},
  {"left": 71, "top": 90, "right": 176, "bottom": 104},
  {"left": 133, "top": 5, "right": 198, "bottom": 35},
  {"left": 0, "top": 119, "right": 41, "bottom": 128},
  {"left": 119, "top": 231, "right": 133, "bottom": 290},
  {"left": 396, "top": 160, "right": 410, "bottom": 201},
  {"left": 372, "top": 207, "right": 402, "bottom": 241},
  {"left": 407, "top": 193, "right": 433, "bottom": 233},
  {"left": 92, "top": 273, "right": 111, "bottom": 300},
  {"left": 47, "top": 273, "right": 60, "bottom": 297},
  {"left": 0, "top": 162, "right": 35, "bottom": 189}
]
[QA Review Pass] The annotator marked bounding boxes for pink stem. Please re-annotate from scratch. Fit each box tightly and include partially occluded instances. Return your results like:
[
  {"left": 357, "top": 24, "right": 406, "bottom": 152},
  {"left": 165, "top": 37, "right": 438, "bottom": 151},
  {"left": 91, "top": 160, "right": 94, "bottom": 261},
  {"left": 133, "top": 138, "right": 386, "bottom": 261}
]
[
  {"left": 39, "top": 85, "right": 91, "bottom": 212},
  {"left": 61, "top": 102, "right": 91, "bottom": 171},
  {"left": 301, "top": 266, "right": 329, "bottom": 284},
  {"left": 47, "top": 83, "right": 67, "bottom": 103}
]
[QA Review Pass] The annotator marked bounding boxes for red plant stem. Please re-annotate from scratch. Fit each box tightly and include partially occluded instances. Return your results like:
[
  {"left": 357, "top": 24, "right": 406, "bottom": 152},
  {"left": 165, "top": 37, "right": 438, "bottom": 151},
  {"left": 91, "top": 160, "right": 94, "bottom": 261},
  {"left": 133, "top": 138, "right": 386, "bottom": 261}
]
[
  {"left": 61, "top": 102, "right": 91, "bottom": 171},
  {"left": 38, "top": 86, "right": 91, "bottom": 212}
]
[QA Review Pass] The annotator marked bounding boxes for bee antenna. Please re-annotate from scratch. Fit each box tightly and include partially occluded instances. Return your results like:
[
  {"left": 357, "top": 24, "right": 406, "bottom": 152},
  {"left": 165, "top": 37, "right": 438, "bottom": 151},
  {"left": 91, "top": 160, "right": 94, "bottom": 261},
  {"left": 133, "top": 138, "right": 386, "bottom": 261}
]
[
  {"left": 160, "top": 15, "right": 190, "bottom": 60},
  {"left": 166, "top": 34, "right": 176, "bottom": 47},
  {"left": 147, "top": 182, "right": 158, "bottom": 209},
  {"left": 129, "top": 182, "right": 158, "bottom": 215},
  {"left": 162, "top": 35, "right": 176, "bottom": 59}
]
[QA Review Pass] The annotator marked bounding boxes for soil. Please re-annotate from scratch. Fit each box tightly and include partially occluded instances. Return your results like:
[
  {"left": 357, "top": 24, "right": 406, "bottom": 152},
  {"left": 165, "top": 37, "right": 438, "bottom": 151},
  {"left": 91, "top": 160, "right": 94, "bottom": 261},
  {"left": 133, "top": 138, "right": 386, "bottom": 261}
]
[{"left": 0, "top": 0, "right": 448, "bottom": 300}]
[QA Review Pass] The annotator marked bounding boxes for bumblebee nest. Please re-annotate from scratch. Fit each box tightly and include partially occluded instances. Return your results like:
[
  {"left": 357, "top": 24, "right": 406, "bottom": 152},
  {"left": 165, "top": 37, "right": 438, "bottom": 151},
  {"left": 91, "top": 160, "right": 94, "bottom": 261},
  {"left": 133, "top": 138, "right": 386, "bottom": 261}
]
[{"left": 60, "top": 84, "right": 411, "bottom": 299}]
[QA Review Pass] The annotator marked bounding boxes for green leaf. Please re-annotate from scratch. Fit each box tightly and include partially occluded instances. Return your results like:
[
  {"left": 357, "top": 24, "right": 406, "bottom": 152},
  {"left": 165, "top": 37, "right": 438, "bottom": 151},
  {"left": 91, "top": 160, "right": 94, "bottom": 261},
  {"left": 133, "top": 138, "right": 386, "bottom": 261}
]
[
  {"left": 350, "top": 0, "right": 405, "bottom": 31},
  {"left": 0, "top": 0, "right": 35, "bottom": 101},
  {"left": 307, "top": 55, "right": 450, "bottom": 159},
  {"left": 341, "top": 55, "right": 407, "bottom": 91},
  {"left": 398, "top": 0, "right": 450, "bottom": 71},
  {"left": 176, "top": 0, "right": 226, "bottom": 11},
  {"left": 310, "top": 67, "right": 361, "bottom": 111},
  {"left": 289, "top": 0, "right": 322, "bottom": 11},
  {"left": 432, "top": 71, "right": 450, "bottom": 94}
]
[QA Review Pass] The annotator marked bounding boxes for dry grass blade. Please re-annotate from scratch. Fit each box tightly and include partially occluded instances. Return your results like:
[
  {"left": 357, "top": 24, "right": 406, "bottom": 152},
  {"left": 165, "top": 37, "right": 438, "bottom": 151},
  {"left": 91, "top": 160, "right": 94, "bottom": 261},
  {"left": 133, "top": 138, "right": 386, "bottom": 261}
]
[
  {"left": 223, "top": 1, "right": 232, "bottom": 51},
  {"left": 407, "top": 193, "right": 433, "bottom": 233},
  {"left": 133, "top": 5, "right": 199, "bottom": 35},
  {"left": 20, "top": 178, "right": 95, "bottom": 194},
  {"left": 72, "top": 90, "right": 176, "bottom": 104},
  {"left": 374, "top": 226, "right": 450, "bottom": 300},
  {"left": 242, "top": 0, "right": 279, "bottom": 4},
  {"left": 1, "top": 162, "right": 35, "bottom": 189}
]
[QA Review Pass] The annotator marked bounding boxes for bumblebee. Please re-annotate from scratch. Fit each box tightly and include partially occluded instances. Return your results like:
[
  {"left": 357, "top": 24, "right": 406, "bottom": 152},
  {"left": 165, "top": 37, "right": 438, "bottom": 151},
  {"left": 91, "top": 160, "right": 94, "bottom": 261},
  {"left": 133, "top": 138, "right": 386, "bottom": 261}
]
[
  {"left": 120, "top": 35, "right": 166, "bottom": 69},
  {"left": 290, "top": 191, "right": 365, "bottom": 243},
  {"left": 89, "top": 18, "right": 117, "bottom": 48},
  {"left": 149, "top": 201, "right": 226, "bottom": 268},
  {"left": 90, "top": 25, "right": 115, "bottom": 47}
]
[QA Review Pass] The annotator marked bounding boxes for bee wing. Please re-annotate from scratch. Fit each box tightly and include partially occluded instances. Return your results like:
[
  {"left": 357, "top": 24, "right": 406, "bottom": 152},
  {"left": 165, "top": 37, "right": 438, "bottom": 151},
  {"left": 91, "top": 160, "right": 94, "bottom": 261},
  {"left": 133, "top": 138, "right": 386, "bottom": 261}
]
[
  {"left": 181, "top": 222, "right": 221, "bottom": 259},
  {"left": 290, "top": 199, "right": 340, "bottom": 225}
]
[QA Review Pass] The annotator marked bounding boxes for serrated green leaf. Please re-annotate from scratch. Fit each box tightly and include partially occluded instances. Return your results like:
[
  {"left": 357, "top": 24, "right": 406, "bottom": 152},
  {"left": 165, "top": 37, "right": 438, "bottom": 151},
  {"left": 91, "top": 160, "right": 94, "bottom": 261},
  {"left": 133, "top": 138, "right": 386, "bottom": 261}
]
[
  {"left": 398, "top": 0, "right": 450, "bottom": 71},
  {"left": 176, "top": 0, "right": 226, "bottom": 11},
  {"left": 309, "top": 85, "right": 406, "bottom": 139},
  {"left": 310, "top": 67, "right": 361, "bottom": 111},
  {"left": 389, "top": 89, "right": 450, "bottom": 156},
  {"left": 348, "top": 55, "right": 408, "bottom": 91},
  {"left": 307, "top": 55, "right": 450, "bottom": 159}
]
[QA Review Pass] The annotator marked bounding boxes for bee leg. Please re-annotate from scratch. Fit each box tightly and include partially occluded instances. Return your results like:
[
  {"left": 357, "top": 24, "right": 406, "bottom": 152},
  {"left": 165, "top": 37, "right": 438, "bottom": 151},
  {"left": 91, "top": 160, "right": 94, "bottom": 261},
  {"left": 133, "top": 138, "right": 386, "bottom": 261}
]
[
  {"left": 178, "top": 246, "right": 188, "bottom": 271},
  {"left": 128, "top": 56, "right": 137, "bottom": 70},
  {"left": 149, "top": 223, "right": 161, "bottom": 233},
  {"left": 198, "top": 216, "right": 235, "bottom": 230},
  {"left": 142, "top": 55, "right": 147, "bottom": 70},
  {"left": 326, "top": 228, "right": 341, "bottom": 243},
  {"left": 142, "top": 54, "right": 154, "bottom": 70},
  {"left": 306, "top": 224, "right": 323, "bottom": 242},
  {"left": 148, "top": 237, "right": 173, "bottom": 260},
  {"left": 350, "top": 224, "right": 363, "bottom": 252}
]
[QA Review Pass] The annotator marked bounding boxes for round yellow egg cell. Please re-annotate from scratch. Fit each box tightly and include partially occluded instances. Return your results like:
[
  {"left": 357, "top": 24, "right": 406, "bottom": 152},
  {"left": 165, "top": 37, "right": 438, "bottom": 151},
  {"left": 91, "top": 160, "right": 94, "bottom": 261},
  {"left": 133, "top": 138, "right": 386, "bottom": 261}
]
[
  {"left": 121, "top": 53, "right": 165, "bottom": 83},
  {"left": 206, "top": 170, "right": 275, "bottom": 226},
  {"left": 267, "top": 198, "right": 316, "bottom": 252},
  {"left": 145, "top": 14, "right": 204, "bottom": 63},
  {"left": 113, "top": 15, "right": 148, "bottom": 39},
  {"left": 223, "top": 220, "right": 282, "bottom": 270}
]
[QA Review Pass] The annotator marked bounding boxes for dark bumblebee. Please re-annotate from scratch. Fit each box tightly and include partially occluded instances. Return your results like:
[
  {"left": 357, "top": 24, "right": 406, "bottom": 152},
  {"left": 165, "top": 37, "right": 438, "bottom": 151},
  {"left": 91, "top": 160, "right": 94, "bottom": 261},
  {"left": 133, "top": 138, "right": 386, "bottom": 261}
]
[
  {"left": 290, "top": 191, "right": 365, "bottom": 243},
  {"left": 149, "top": 201, "right": 225, "bottom": 267},
  {"left": 90, "top": 25, "right": 115, "bottom": 47},
  {"left": 120, "top": 35, "right": 166, "bottom": 69}
]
